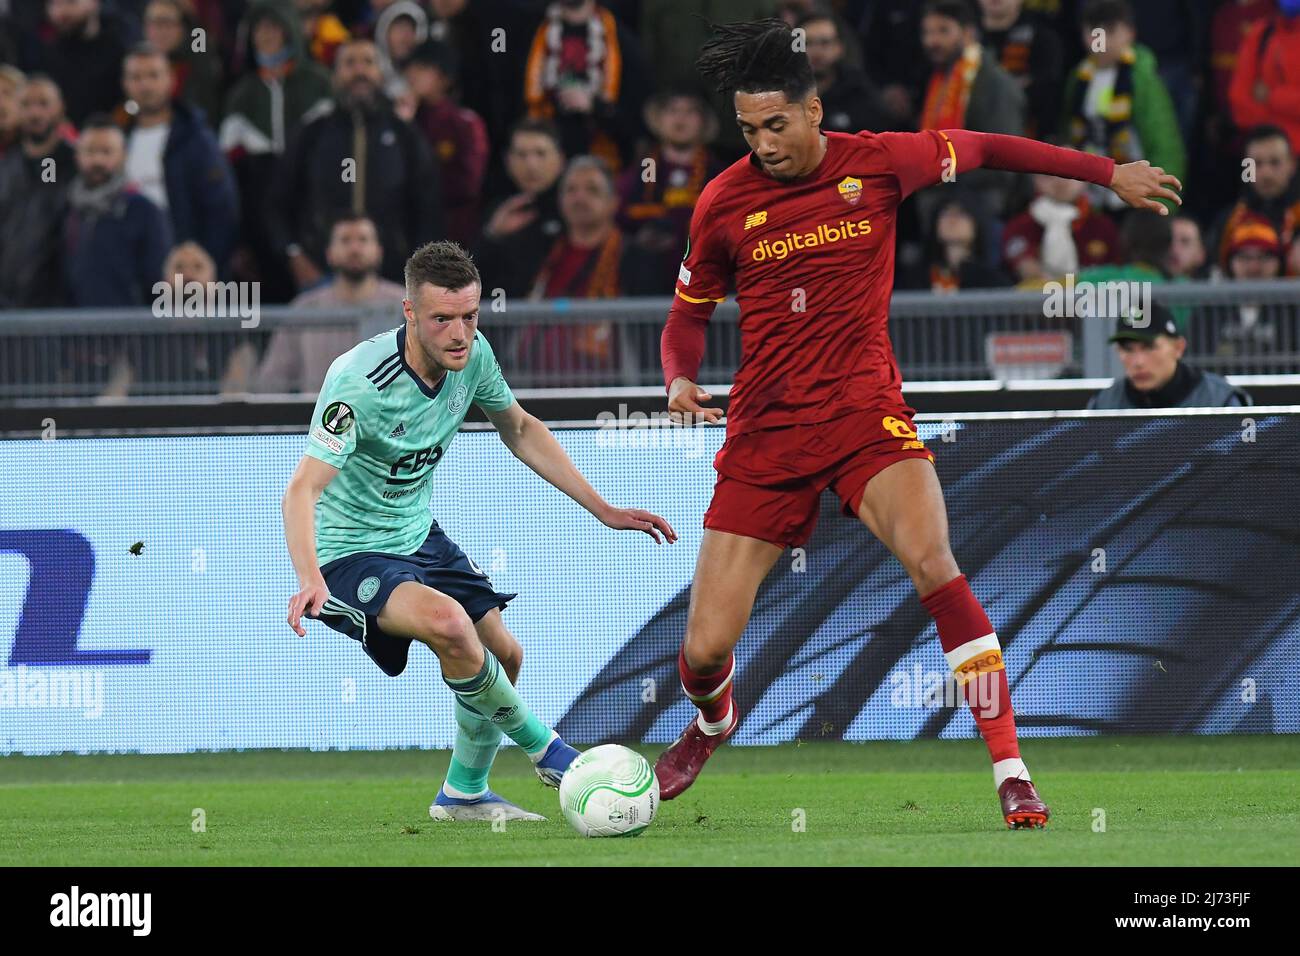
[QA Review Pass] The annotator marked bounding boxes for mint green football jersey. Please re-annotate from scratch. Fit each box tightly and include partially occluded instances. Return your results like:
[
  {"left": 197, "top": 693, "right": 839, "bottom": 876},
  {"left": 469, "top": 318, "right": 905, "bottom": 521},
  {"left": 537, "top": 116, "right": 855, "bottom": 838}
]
[{"left": 304, "top": 326, "right": 515, "bottom": 566}]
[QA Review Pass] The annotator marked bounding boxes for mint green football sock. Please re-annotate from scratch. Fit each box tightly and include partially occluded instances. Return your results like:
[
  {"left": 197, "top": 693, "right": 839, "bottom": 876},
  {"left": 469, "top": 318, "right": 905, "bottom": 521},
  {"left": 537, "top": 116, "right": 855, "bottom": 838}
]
[
  {"left": 443, "top": 699, "right": 503, "bottom": 798},
  {"left": 443, "top": 650, "right": 555, "bottom": 757}
]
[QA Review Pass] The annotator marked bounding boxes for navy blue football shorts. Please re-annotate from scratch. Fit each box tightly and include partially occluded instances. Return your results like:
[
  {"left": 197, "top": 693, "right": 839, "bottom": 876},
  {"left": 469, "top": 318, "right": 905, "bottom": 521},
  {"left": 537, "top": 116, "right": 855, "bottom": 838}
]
[{"left": 316, "top": 521, "right": 516, "bottom": 677}]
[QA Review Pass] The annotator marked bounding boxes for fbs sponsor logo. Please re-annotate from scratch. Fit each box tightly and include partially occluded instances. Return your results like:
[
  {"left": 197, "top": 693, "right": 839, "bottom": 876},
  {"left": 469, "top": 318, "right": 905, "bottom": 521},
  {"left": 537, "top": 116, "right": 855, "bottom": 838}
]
[
  {"left": 387, "top": 445, "right": 443, "bottom": 485},
  {"left": 50, "top": 886, "right": 151, "bottom": 936},
  {"left": 750, "top": 217, "right": 873, "bottom": 262},
  {"left": 954, "top": 648, "right": 1005, "bottom": 686}
]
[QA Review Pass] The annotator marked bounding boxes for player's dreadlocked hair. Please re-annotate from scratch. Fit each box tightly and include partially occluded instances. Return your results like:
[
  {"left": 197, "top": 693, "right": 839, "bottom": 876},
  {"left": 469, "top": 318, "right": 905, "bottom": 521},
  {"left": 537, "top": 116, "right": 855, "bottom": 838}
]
[{"left": 695, "top": 18, "right": 815, "bottom": 101}]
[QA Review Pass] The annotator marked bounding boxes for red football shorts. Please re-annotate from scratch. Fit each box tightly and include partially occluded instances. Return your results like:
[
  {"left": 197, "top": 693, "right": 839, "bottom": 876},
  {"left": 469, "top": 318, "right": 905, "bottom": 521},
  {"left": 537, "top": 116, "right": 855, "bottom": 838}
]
[{"left": 703, "top": 407, "right": 936, "bottom": 548}]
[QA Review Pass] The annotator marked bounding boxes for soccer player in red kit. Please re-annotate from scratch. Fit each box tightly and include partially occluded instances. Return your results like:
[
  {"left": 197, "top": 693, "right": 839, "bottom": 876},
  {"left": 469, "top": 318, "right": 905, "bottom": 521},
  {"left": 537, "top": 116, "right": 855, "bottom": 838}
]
[{"left": 655, "top": 19, "right": 1182, "bottom": 827}]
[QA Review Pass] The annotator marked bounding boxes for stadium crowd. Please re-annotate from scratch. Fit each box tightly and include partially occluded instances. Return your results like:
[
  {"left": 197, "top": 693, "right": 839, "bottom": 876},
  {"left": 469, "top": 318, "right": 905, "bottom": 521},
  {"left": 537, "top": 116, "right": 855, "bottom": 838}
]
[{"left": 1, "top": 0, "right": 1298, "bottom": 395}]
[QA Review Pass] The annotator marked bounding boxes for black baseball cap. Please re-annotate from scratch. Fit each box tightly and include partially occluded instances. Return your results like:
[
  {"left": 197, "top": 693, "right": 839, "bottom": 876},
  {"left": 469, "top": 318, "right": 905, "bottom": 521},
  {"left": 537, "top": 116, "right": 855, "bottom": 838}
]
[{"left": 1109, "top": 302, "right": 1183, "bottom": 343}]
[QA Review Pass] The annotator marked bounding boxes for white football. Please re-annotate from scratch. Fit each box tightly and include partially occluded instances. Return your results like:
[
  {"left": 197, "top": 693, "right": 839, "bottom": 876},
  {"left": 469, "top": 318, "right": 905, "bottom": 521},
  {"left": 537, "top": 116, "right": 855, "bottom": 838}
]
[{"left": 558, "top": 744, "right": 659, "bottom": 837}]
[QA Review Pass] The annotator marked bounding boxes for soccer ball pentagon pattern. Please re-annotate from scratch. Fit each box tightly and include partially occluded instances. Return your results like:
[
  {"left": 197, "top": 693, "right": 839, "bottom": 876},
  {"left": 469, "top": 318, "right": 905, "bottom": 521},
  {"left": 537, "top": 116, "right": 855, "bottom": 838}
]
[{"left": 559, "top": 745, "right": 659, "bottom": 837}]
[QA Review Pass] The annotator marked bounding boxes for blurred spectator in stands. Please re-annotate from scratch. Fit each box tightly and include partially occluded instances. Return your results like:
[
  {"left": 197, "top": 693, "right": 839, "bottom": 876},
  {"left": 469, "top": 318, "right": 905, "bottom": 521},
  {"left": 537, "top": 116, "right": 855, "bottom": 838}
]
[
  {"left": 127, "top": 241, "right": 260, "bottom": 395},
  {"left": 1215, "top": 215, "right": 1289, "bottom": 361},
  {"left": 295, "top": 0, "right": 351, "bottom": 69},
  {"left": 220, "top": 1, "right": 333, "bottom": 302},
  {"left": 919, "top": 0, "right": 1025, "bottom": 216},
  {"left": 400, "top": 39, "right": 487, "bottom": 247},
  {"left": 977, "top": 0, "right": 1064, "bottom": 138},
  {"left": 1168, "top": 214, "right": 1207, "bottom": 280},
  {"left": 271, "top": 38, "right": 443, "bottom": 290},
  {"left": 522, "top": 0, "right": 650, "bottom": 171},
  {"left": 1062, "top": 0, "right": 1185, "bottom": 212},
  {"left": 1210, "top": 125, "right": 1300, "bottom": 274},
  {"left": 860, "top": 0, "right": 927, "bottom": 129},
  {"left": 0, "top": 75, "right": 76, "bottom": 307},
  {"left": 1077, "top": 211, "right": 1195, "bottom": 339},
  {"left": 374, "top": 1, "right": 427, "bottom": 95},
  {"left": 515, "top": 156, "right": 650, "bottom": 379},
  {"left": 1129, "top": 1, "right": 1203, "bottom": 149},
  {"left": 901, "top": 195, "right": 1010, "bottom": 292},
  {"left": 475, "top": 119, "right": 566, "bottom": 298},
  {"left": 254, "top": 214, "right": 406, "bottom": 393},
  {"left": 1229, "top": 1, "right": 1300, "bottom": 159},
  {"left": 616, "top": 91, "right": 723, "bottom": 293},
  {"left": 1002, "top": 170, "right": 1118, "bottom": 284},
  {"left": 0, "top": 9, "right": 21, "bottom": 66},
  {"left": 1211, "top": 1, "right": 1275, "bottom": 119},
  {"left": 1079, "top": 210, "right": 1172, "bottom": 285},
  {"left": 800, "top": 12, "right": 889, "bottom": 134},
  {"left": 1202, "top": 0, "right": 1275, "bottom": 218},
  {"left": 0, "top": 66, "right": 23, "bottom": 157},
  {"left": 25, "top": 0, "right": 128, "bottom": 125},
  {"left": 64, "top": 115, "right": 172, "bottom": 307},
  {"left": 143, "top": 0, "right": 223, "bottom": 126},
  {"left": 638, "top": 0, "right": 776, "bottom": 157},
  {"left": 417, "top": 0, "right": 513, "bottom": 156},
  {"left": 120, "top": 44, "right": 239, "bottom": 275},
  {"left": 1089, "top": 303, "right": 1252, "bottom": 409}
]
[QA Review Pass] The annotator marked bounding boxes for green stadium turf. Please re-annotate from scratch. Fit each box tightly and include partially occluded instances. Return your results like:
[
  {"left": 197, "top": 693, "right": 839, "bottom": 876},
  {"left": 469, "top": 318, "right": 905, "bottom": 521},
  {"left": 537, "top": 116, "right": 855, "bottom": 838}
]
[{"left": 1, "top": 735, "right": 1296, "bottom": 866}]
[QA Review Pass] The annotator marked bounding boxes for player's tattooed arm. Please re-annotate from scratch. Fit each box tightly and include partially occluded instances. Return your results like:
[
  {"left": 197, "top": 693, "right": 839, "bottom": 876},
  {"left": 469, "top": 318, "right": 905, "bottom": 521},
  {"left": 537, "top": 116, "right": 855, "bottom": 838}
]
[
  {"left": 283, "top": 455, "right": 340, "bottom": 635},
  {"left": 485, "top": 401, "right": 678, "bottom": 544}
]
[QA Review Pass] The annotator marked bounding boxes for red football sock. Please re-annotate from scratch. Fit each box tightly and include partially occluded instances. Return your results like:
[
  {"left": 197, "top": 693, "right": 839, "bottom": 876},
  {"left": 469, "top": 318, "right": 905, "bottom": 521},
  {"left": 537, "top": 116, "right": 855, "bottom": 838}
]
[
  {"left": 921, "top": 575, "right": 1020, "bottom": 764},
  {"left": 678, "top": 649, "right": 736, "bottom": 733}
]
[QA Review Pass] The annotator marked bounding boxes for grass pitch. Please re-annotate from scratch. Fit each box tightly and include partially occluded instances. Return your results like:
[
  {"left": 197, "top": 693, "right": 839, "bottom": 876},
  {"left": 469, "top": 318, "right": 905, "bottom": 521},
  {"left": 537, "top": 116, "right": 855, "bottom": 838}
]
[{"left": 1, "top": 735, "right": 1296, "bottom": 866}]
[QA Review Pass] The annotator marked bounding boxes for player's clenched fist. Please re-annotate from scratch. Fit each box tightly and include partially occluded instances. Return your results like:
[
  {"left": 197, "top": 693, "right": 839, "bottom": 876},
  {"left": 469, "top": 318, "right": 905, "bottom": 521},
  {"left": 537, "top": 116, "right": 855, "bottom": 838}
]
[
  {"left": 668, "top": 377, "right": 724, "bottom": 425},
  {"left": 287, "top": 578, "right": 330, "bottom": 637}
]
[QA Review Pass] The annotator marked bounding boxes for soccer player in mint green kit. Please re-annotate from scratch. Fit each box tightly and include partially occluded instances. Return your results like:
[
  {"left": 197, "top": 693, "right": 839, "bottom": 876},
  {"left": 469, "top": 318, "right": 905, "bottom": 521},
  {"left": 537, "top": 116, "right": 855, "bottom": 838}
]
[{"left": 283, "top": 240, "right": 676, "bottom": 821}]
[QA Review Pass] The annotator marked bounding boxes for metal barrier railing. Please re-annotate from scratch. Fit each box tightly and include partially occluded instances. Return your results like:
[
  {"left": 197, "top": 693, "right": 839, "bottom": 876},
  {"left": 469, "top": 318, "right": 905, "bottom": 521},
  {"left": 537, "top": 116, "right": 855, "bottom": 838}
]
[{"left": 2, "top": 279, "right": 1298, "bottom": 400}]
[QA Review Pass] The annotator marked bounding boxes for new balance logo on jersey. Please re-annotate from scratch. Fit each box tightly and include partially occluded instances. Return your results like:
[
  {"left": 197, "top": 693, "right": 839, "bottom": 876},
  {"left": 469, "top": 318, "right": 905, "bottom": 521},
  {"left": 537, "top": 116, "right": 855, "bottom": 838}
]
[{"left": 389, "top": 422, "right": 406, "bottom": 438}]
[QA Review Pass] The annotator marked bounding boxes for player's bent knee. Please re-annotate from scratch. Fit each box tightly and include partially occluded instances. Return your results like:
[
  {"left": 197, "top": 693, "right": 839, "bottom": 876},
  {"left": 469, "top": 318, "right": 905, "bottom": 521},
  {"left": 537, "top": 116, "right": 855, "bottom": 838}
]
[
  {"left": 682, "top": 633, "right": 731, "bottom": 673},
  {"left": 414, "top": 594, "right": 478, "bottom": 657},
  {"left": 910, "top": 549, "right": 961, "bottom": 596}
]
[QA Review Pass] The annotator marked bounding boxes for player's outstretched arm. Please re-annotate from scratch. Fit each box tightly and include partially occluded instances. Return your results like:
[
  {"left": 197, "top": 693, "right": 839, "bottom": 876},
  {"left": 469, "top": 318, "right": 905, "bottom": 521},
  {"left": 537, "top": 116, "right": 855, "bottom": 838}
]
[
  {"left": 485, "top": 400, "right": 677, "bottom": 544},
  {"left": 882, "top": 130, "right": 1183, "bottom": 214},
  {"left": 283, "top": 455, "right": 340, "bottom": 635}
]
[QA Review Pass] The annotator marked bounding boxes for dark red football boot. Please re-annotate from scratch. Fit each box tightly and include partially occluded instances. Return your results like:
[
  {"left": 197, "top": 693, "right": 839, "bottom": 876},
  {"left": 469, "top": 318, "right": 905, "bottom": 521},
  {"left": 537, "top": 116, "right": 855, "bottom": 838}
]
[
  {"left": 654, "top": 711, "right": 738, "bottom": 800},
  {"left": 999, "top": 777, "right": 1050, "bottom": 829}
]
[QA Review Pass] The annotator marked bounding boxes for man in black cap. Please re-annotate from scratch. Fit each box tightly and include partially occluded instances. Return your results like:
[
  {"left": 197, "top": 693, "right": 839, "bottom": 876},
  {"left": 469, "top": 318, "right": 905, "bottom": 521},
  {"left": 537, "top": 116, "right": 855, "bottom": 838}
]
[{"left": 1088, "top": 303, "right": 1252, "bottom": 409}]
